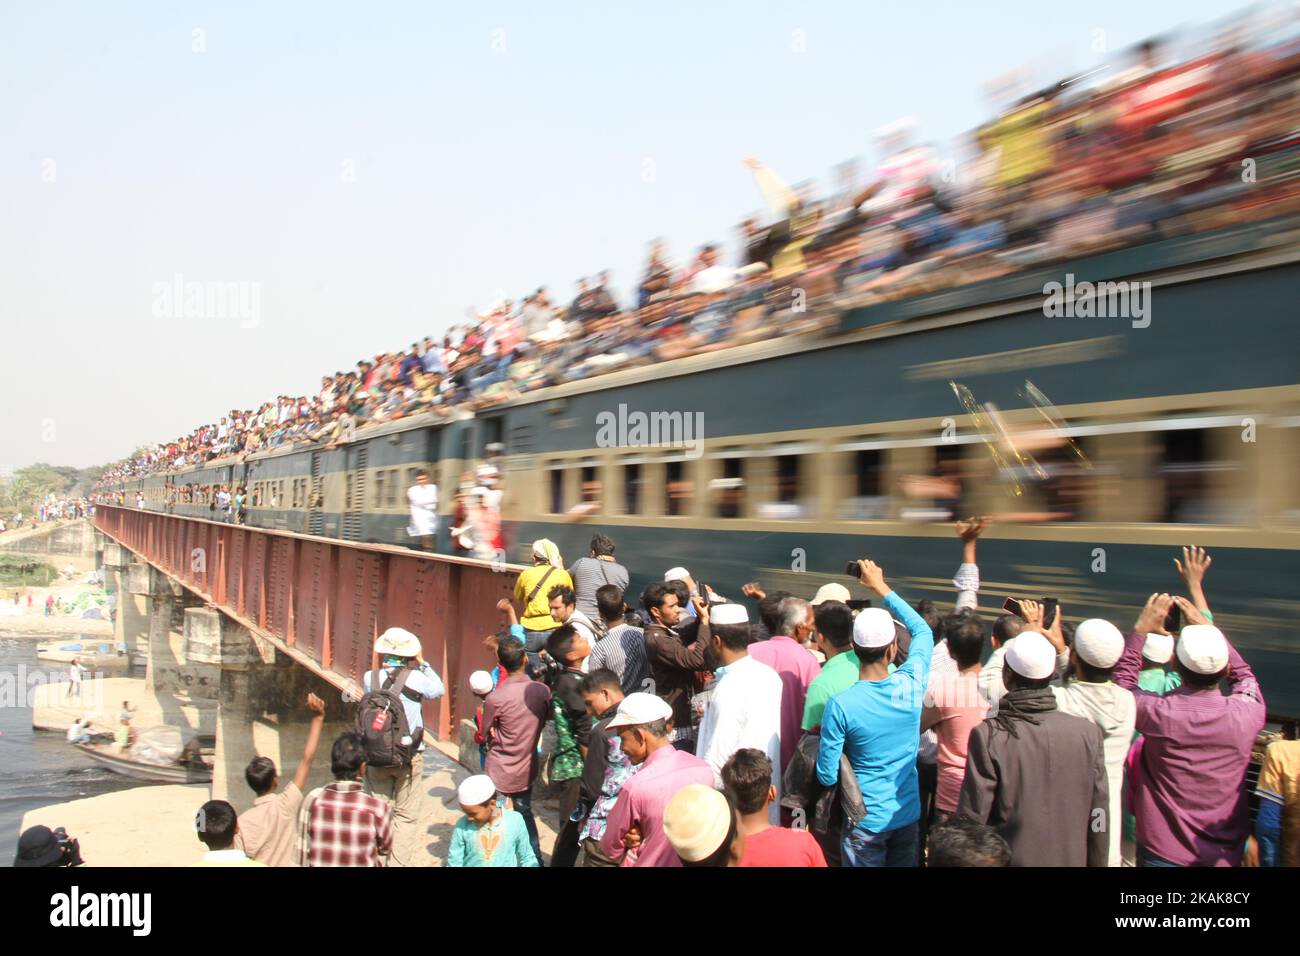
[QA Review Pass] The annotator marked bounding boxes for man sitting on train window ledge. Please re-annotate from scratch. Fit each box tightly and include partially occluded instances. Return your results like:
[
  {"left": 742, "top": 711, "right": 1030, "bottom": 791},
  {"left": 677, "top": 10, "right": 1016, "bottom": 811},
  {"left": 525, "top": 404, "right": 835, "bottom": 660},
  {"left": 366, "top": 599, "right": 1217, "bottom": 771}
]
[
  {"left": 352, "top": 627, "right": 445, "bottom": 868},
  {"left": 406, "top": 470, "right": 439, "bottom": 552}
]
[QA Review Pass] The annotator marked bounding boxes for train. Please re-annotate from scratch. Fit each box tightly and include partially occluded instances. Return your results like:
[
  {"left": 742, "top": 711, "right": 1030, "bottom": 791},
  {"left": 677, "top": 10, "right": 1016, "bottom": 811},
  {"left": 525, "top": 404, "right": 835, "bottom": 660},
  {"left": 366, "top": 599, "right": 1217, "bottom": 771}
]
[{"left": 105, "top": 215, "right": 1300, "bottom": 717}]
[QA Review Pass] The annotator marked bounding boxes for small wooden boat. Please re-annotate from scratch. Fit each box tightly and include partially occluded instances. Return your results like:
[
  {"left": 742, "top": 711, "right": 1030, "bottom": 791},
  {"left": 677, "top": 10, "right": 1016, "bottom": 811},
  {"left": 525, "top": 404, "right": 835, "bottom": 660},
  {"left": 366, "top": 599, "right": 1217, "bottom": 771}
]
[{"left": 73, "top": 735, "right": 214, "bottom": 784}]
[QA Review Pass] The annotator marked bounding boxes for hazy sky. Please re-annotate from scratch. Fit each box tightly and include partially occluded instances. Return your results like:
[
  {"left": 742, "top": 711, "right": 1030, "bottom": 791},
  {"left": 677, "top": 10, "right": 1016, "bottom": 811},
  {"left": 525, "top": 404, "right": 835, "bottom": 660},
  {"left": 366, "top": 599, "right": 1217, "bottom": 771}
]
[{"left": 0, "top": 0, "right": 1255, "bottom": 470}]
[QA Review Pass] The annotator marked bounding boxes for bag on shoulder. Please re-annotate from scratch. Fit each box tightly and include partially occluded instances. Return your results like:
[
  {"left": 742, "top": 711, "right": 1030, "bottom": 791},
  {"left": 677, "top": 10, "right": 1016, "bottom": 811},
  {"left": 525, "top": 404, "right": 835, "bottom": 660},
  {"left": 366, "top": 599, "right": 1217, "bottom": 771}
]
[{"left": 354, "top": 667, "right": 419, "bottom": 768}]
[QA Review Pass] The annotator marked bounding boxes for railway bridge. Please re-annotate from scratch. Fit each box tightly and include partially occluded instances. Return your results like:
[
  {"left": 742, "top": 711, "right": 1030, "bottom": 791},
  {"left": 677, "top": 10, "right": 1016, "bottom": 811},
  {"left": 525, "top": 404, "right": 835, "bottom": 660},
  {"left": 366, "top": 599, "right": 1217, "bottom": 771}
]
[{"left": 91, "top": 504, "right": 520, "bottom": 808}]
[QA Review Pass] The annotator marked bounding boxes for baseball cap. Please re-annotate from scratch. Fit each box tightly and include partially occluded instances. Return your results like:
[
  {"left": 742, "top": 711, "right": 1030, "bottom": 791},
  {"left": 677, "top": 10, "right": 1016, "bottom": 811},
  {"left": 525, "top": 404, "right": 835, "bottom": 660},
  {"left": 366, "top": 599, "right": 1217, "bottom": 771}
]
[
  {"left": 811, "top": 583, "right": 851, "bottom": 606},
  {"left": 605, "top": 692, "right": 673, "bottom": 730}
]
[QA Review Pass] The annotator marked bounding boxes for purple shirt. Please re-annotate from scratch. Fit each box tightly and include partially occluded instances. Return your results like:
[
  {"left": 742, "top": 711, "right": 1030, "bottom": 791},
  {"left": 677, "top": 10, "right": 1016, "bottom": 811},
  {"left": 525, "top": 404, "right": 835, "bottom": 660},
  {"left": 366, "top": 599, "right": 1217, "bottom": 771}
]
[
  {"left": 1114, "top": 628, "right": 1265, "bottom": 866},
  {"left": 600, "top": 744, "right": 714, "bottom": 867},
  {"left": 483, "top": 674, "right": 551, "bottom": 794},
  {"left": 747, "top": 636, "right": 821, "bottom": 774}
]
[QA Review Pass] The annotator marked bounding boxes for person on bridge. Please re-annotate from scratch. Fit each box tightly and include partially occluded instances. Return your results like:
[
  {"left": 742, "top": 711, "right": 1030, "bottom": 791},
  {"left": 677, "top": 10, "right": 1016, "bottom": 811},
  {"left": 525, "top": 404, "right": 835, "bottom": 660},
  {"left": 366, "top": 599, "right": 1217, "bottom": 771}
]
[
  {"left": 355, "top": 627, "right": 445, "bottom": 868},
  {"left": 236, "top": 693, "right": 328, "bottom": 867},
  {"left": 512, "top": 539, "right": 573, "bottom": 673}
]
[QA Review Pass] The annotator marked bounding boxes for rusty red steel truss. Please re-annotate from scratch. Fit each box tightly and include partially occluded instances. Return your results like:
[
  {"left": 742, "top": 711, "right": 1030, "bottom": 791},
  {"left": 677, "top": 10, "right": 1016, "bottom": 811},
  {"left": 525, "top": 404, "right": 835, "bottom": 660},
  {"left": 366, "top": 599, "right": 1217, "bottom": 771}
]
[{"left": 94, "top": 505, "right": 522, "bottom": 740}]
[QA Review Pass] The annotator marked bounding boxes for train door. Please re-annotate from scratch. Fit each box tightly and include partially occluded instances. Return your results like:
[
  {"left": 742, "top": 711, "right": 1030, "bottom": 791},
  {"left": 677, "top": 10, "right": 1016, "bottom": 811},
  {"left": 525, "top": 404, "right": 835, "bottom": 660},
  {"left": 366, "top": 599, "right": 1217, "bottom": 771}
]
[
  {"left": 342, "top": 442, "right": 368, "bottom": 541},
  {"left": 307, "top": 451, "right": 325, "bottom": 535}
]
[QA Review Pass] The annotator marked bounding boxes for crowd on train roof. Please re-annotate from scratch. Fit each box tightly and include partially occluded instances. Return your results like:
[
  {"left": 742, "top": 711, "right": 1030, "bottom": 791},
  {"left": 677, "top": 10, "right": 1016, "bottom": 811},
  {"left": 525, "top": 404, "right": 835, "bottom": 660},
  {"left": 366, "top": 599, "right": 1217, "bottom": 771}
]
[
  {"left": 95, "top": 10, "right": 1300, "bottom": 491},
  {"left": 135, "top": 528, "right": 1296, "bottom": 868}
]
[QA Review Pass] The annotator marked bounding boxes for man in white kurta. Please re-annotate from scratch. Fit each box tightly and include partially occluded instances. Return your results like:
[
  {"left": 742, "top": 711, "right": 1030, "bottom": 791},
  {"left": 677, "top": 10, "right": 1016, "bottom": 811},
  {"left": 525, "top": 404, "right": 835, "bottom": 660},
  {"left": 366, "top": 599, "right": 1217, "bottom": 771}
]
[
  {"left": 695, "top": 603, "right": 783, "bottom": 824},
  {"left": 406, "top": 471, "right": 439, "bottom": 550}
]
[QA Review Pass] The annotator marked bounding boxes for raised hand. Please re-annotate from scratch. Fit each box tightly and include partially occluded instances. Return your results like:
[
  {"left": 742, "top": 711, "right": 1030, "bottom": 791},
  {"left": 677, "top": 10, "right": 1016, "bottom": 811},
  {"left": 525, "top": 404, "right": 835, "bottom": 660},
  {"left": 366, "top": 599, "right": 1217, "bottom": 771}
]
[
  {"left": 1171, "top": 595, "right": 1208, "bottom": 628},
  {"left": 856, "top": 559, "right": 889, "bottom": 597},
  {"left": 1019, "top": 599, "right": 1045, "bottom": 631},
  {"left": 1173, "top": 545, "right": 1212, "bottom": 587},
  {"left": 740, "top": 581, "right": 766, "bottom": 600},
  {"left": 956, "top": 517, "right": 988, "bottom": 542},
  {"left": 306, "top": 692, "right": 326, "bottom": 717},
  {"left": 1134, "top": 593, "right": 1174, "bottom": 636}
]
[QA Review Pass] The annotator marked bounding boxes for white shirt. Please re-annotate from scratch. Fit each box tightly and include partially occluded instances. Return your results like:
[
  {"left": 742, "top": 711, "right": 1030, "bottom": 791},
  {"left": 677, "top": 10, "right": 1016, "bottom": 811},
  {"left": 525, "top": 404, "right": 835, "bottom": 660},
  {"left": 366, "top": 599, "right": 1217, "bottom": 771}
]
[
  {"left": 691, "top": 265, "right": 736, "bottom": 294},
  {"left": 407, "top": 483, "right": 439, "bottom": 536},
  {"left": 695, "top": 655, "right": 783, "bottom": 824}
]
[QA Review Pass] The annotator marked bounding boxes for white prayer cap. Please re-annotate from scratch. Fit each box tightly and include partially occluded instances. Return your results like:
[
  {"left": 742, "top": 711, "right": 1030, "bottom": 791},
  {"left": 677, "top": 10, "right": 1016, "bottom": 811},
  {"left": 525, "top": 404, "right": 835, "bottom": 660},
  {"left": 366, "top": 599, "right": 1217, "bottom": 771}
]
[
  {"left": 664, "top": 567, "right": 691, "bottom": 583},
  {"left": 1176, "top": 624, "right": 1229, "bottom": 676},
  {"left": 1142, "top": 633, "right": 1175, "bottom": 664},
  {"left": 469, "top": 670, "right": 493, "bottom": 695},
  {"left": 663, "top": 785, "right": 733, "bottom": 863},
  {"left": 852, "top": 608, "right": 896, "bottom": 649},
  {"left": 710, "top": 603, "right": 749, "bottom": 626},
  {"left": 1005, "top": 631, "right": 1057, "bottom": 680},
  {"left": 457, "top": 774, "right": 497, "bottom": 807},
  {"left": 1074, "top": 619, "right": 1125, "bottom": 669},
  {"left": 811, "top": 583, "right": 851, "bottom": 606},
  {"left": 605, "top": 692, "right": 674, "bottom": 730}
]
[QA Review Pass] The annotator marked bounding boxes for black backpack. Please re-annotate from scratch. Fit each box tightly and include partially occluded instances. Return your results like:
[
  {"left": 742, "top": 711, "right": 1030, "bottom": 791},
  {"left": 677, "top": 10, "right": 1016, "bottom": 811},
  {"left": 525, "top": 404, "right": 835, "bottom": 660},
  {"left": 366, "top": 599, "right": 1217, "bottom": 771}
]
[{"left": 354, "top": 667, "right": 419, "bottom": 768}]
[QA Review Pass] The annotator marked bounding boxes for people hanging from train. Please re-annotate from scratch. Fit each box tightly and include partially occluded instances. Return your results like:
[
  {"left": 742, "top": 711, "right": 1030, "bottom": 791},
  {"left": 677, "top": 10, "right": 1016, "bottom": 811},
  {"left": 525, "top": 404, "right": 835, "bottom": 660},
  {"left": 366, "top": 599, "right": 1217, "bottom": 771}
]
[{"left": 405, "top": 469, "right": 439, "bottom": 552}]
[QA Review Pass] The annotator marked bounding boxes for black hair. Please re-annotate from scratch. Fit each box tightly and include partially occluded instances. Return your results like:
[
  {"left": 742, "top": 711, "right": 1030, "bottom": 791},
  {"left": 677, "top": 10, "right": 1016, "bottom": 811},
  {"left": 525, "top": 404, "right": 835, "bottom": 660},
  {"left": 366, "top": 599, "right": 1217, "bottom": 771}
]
[
  {"left": 546, "top": 623, "right": 582, "bottom": 663},
  {"left": 665, "top": 579, "right": 691, "bottom": 607},
  {"left": 245, "top": 756, "right": 277, "bottom": 796},
  {"left": 928, "top": 819, "right": 1011, "bottom": 867},
  {"left": 589, "top": 533, "right": 616, "bottom": 557},
  {"left": 682, "top": 790, "right": 739, "bottom": 868},
  {"left": 757, "top": 591, "right": 794, "bottom": 635},
  {"left": 853, "top": 642, "right": 892, "bottom": 666},
  {"left": 992, "top": 614, "right": 1023, "bottom": 646},
  {"left": 814, "top": 601, "right": 853, "bottom": 649},
  {"left": 330, "top": 733, "right": 367, "bottom": 780},
  {"left": 595, "top": 584, "right": 626, "bottom": 622},
  {"left": 1175, "top": 662, "right": 1226, "bottom": 689},
  {"left": 547, "top": 584, "right": 576, "bottom": 607},
  {"left": 642, "top": 582, "right": 675, "bottom": 614},
  {"left": 580, "top": 668, "right": 622, "bottom": 696},
  {"left": 721, "top": 748, "right": 772, "bottom": 816},
  {"left": 1005, "top": 670, "right": 1054, "bottom": 692},
  {"left": 914, "top": 600, "right": 942, "bottom": 636},
  {"left": 197, "top": 799, "right": 238, "bottom": 850},
  {"left": 944, "top": 613, "right": 986, "bottom": 669},
  {"left": 415, "top": 469, "right": 429, "bottom": 479},
  {"left": 712, "top": 621, "right": 754, "bottom": 652},
  {"left": 497, "top": 639, "right": 527, "bottom": 673},
  {"left": 1075, "top": 657, "right": 1115, "bottom": 683}
]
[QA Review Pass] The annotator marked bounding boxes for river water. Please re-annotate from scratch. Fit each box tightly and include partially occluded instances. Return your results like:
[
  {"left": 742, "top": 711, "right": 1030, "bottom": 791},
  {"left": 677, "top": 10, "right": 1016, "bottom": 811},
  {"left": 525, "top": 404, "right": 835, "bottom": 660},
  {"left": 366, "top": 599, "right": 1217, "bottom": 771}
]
[{"left": 0, "top": 636, "right": 137, "bottom": 864}]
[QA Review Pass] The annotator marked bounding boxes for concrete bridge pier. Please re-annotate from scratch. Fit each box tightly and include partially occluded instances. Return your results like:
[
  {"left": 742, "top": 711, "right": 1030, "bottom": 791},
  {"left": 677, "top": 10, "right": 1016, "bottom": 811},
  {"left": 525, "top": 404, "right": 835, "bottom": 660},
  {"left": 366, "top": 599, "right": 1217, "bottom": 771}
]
[{"left": 185, "top": 607, "right": 353, "bottom": 812}]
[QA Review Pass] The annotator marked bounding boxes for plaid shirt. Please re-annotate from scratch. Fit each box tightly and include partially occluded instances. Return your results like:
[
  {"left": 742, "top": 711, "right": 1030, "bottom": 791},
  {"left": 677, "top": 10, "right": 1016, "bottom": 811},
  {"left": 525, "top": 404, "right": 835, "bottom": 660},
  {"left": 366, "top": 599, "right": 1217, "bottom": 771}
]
[{"left": 294, "top": 780, "right": 393, "bottom": 867}]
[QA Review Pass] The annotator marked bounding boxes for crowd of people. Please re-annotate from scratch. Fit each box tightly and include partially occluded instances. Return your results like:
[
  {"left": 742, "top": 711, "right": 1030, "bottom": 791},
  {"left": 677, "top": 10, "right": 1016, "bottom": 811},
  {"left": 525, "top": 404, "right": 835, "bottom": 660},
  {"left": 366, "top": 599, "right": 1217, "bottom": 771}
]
[
  {"left": 170, "top": 524, "right": 1296, "bottom": 868},
  {"left": 0, "top": 496, "right": 91, "bottom": 534},
  {"left": 95, "top": 14, "right": 1300, "bottom": 494}
]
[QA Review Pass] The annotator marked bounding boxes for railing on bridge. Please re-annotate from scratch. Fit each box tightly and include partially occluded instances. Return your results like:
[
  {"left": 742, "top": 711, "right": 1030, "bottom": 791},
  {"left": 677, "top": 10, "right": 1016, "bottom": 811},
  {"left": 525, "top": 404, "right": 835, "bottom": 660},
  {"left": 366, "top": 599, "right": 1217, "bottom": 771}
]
[{"left": 94, "top": 505, "right": 523, "bottom": 740}]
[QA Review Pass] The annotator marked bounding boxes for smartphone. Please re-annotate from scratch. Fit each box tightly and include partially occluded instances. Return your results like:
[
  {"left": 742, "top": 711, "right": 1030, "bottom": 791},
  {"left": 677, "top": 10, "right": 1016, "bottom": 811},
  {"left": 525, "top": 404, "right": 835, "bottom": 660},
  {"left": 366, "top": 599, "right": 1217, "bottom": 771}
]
[
  {"left": 1003, "top": 596, "right": 1058, "bottom": 628},
  {"left": 1164, "top": 601, "right": 1181, "bottom": 634},
  {"left": 845, "top": 560, "right": 861, "bottom": 579},
  {"left": 846, "top": 599, "right": 873, "bottom": 611}
]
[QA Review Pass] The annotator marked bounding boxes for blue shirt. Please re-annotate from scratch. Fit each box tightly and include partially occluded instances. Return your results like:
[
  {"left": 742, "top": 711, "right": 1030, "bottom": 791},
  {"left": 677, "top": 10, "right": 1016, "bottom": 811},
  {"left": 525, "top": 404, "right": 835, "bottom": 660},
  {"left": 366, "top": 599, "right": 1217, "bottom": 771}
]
[
  {"left": 360, "top": 662, "right": 444, "bottom": 747},
  {"left": 815, "top": 591, "right": 934, "bottom": 833}
]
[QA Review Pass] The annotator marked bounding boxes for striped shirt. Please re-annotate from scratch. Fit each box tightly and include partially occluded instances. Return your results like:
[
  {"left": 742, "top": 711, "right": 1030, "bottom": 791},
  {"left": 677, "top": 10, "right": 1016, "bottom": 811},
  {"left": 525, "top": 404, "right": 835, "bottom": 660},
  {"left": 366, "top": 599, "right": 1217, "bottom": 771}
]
[
  {"left": 295, "top": 780, "right": 393, "bottom": 867},
  {"left": 587, "top": 623, "right": 650, "bottom": 695},
  {"left": 566, "top": 557, "right": 629, "bottom": 620}
]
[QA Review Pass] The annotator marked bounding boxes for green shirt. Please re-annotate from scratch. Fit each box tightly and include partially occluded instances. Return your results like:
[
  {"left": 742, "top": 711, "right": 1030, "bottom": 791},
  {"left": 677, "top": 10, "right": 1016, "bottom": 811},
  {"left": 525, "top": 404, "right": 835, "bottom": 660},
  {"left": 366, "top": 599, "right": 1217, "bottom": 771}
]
[{"left": 801, "top": 651, "right": 860, "bottom": 731}]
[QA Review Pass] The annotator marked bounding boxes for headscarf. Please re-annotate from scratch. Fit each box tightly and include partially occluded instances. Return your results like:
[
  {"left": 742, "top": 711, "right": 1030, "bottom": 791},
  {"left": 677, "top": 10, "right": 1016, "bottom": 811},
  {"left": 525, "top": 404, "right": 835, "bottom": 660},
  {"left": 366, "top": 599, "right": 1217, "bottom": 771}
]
[
  {"left": 988, "top": 685, "right": 1057, "bottom": 739},
  {"left": 532, "top": 538, "right": 562, "bottom": 569}
]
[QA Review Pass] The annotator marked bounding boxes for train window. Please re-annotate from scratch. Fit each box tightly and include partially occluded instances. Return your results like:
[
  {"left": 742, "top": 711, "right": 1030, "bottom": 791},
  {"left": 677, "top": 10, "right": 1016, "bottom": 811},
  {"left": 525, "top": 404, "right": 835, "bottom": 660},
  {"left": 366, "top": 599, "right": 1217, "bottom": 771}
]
[
  {"left": 1158, "top": 428, "right": 1239, "bottom": 524},
  {"left": 580, "top": 465, "right": 600, "bottom": 509},
  {"left": 900, "top": 443, "right": 966, "bottom": 522},
  {"left": 549, "top": 467, "right": 564, "bottom": 514},
  {"left": 375, "top": 471, "right": 386, "bottom": 509},
  {"left": 715, "top": 456, "right": 745, "bottom": 519},
  {"left": 665, "top": 460, "right": 693, "bottom": 516},
  {"left": 484, "top": 417, "right": 505, "bottom": 455},
  {"left": 623, "top": 463, "right": 642, "bottom": 515},
  {"left": 510, "top": 425, "right": 535, "bottom": 453},
  {"left": 775, "top": 455, "right": 799, "bottom": 504}
]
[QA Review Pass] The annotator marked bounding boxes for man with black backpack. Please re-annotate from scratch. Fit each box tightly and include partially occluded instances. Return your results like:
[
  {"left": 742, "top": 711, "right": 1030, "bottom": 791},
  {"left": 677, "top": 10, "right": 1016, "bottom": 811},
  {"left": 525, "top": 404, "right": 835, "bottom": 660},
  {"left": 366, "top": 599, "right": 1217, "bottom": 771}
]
[{"left": 352, "top": 626, "right": 445, "bottom": 867}]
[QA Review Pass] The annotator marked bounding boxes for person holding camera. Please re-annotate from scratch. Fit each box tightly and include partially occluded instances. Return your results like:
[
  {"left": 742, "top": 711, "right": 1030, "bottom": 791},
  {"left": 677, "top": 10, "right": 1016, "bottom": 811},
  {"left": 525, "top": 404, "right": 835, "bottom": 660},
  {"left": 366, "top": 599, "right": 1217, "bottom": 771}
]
[
  {"left": 544, "top": 623, "right": 593, "bottom": 866},
  {"left": 14, "top": 825, "right": 83, "bottom": 867}
]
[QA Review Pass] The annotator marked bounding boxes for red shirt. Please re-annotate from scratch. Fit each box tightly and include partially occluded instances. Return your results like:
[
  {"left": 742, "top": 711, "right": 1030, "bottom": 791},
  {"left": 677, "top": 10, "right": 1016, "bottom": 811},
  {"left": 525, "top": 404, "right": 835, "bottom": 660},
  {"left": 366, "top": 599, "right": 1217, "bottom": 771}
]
[{"left": 738, "top": 826, "right": 827, "bottom": 867}]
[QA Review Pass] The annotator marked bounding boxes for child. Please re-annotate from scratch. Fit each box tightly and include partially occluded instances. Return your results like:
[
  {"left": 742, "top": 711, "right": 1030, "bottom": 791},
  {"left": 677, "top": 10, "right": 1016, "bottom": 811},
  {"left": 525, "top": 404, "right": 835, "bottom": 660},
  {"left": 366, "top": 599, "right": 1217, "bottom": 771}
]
[
  {"left": 447, "top": 775, "right": 538, "bottom": 867},
  {"left": 469, "top": 670, "right": 493, "bottom": 769}
]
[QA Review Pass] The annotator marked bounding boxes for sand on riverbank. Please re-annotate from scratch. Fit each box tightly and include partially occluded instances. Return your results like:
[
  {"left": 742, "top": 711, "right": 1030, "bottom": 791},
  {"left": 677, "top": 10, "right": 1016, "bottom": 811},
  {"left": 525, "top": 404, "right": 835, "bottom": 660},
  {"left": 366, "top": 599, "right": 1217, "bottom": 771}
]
[
  {"left": 20, "top": 784, "right": 211, "bottom": 867},
  {"left": 31, "top": 674, "right": 217, "bottom": 736}
]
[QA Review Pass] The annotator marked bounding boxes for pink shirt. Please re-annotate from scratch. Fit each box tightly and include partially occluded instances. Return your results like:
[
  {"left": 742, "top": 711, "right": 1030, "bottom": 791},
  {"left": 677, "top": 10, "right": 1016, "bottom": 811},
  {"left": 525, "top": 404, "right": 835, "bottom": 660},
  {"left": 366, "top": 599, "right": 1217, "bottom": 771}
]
[
  {"left": 922, "top": 672, "right": 989, "bottom": 813},
  {"left": 600, "top": 744, "right": 714, "bottom": 867},
  {"left": 747, "top": 636, "right": 821, "bottom": 773}
]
